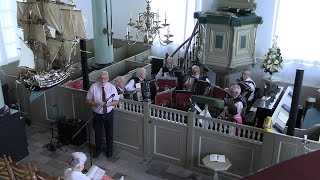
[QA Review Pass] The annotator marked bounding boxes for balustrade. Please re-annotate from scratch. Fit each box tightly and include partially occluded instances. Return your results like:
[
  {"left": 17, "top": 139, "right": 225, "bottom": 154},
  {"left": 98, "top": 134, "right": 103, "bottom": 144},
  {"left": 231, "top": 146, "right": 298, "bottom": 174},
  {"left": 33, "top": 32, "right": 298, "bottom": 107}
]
[{"left": 194, "top": 114, "right": 264, "bottom": 143}]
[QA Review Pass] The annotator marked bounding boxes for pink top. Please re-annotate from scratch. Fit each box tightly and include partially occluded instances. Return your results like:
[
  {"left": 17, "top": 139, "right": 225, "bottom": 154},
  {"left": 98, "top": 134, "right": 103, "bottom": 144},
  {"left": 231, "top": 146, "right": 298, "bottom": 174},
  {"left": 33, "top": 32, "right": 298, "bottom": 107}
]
[
  {"left": 233, "top": 114, "right": 242, "bottom": 124},
  {"left": 86, "top": 82, "right": 119, "bottom": 114}
]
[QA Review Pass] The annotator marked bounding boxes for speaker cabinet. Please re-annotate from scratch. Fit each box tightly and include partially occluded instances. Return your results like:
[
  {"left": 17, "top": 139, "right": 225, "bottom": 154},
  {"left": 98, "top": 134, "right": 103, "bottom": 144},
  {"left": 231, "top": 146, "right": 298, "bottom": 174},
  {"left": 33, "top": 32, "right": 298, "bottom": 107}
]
[{"left": 58, "top": 117, "right": 87, "bottom": 146}]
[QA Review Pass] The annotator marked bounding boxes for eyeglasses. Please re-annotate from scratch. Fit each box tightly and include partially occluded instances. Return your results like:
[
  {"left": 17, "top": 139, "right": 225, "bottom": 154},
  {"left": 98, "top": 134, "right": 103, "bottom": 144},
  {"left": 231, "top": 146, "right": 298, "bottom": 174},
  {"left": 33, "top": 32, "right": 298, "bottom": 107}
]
[{"left": 242, "top": 73, "right": 249, "bottom": 76}]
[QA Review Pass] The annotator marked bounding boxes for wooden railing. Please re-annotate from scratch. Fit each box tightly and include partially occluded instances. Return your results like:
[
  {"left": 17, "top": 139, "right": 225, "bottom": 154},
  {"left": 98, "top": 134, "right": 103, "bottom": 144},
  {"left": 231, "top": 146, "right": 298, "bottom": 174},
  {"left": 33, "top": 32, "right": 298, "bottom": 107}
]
[
  {"left": 149, "top": 104, "right": 188, "bottom": 126},
  {"left": 194, "top": 114, "right": 264, "bottom": 144},
  {"left": 115, "top": 99, "right": 264, "bottom": 143},
  {"left": 116, "top": 99, "right": 144, "bottom": 114}
]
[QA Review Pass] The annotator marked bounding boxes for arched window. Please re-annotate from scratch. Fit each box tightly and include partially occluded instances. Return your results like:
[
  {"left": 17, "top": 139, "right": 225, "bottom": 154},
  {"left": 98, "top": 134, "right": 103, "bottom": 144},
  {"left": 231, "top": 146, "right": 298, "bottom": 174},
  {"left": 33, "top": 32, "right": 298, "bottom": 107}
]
[{"left": 0, "top": 1, "right": 21, "bottom": 66}]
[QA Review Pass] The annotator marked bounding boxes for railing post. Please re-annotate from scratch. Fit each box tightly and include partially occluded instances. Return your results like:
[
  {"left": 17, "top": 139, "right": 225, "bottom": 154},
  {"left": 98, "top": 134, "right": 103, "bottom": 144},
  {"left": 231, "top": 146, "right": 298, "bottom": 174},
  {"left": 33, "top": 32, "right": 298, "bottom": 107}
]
[
  {"left": 185, "top": 110, "right": 196, "bottom": 169},
  {"left": 143, "top": 101, "right": 151, "bottom": 158}
]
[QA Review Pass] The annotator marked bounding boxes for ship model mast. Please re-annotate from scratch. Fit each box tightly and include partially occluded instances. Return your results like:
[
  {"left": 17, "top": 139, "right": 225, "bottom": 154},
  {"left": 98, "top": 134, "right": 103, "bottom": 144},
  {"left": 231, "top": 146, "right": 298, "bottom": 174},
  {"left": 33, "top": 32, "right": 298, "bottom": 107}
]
[{"left": 17, "top": 0, "right": 86, "bottom": 90}]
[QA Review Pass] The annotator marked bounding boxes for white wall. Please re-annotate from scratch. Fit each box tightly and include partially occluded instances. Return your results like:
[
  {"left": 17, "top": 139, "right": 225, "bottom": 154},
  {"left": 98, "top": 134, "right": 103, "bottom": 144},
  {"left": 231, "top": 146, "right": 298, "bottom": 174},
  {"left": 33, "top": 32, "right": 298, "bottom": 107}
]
[
  {"left": 255, "top": 0, "right": 278, "bottom": 58},
  {"left": 73, "top": 0, "right": 320, "bottom": 90},
  {"left": 201, "top": 0, "right": 217, "bottom": 11}
]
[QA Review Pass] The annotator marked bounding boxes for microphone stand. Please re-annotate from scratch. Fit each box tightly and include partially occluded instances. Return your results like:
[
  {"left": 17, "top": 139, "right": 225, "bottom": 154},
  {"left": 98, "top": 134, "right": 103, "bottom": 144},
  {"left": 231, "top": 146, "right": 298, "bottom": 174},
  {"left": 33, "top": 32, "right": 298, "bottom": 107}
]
[{"left": 72, "top": 98, "right": 112, "bottom": 166}]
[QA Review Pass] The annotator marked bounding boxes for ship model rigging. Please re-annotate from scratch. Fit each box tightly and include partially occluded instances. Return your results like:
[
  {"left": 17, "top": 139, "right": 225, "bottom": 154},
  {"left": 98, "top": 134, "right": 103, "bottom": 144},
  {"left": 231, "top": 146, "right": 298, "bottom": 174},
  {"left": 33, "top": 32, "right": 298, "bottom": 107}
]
[{"left": 17, "top": 0, "right": 86, "bottom": 90}]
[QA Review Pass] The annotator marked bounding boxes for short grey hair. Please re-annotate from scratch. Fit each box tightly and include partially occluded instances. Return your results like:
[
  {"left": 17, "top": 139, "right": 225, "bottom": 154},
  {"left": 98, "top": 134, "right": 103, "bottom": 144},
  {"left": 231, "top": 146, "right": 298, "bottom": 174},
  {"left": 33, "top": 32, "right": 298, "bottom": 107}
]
[
  {"left": 114, "top": 76, "right": 125, "bottom": 83},
  {"left": 69, "top": 152, "right": 87, "bottom": 168},
  {"left": 100, "top": 71, "right": 109, "bottom": 77},
  {"left": 230, "top": 84, "right": 241, "bottom": 95},
  {"left": 192, "top": 65, "right": 199, "bottom": 71}
]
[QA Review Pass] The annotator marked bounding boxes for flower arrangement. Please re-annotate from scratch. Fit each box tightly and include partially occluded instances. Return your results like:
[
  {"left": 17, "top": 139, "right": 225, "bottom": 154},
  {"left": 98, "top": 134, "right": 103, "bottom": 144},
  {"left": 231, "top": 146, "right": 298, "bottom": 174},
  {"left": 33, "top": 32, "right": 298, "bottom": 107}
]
[{"left": 260, "top": 36, "right": 284, "bottom": 75}]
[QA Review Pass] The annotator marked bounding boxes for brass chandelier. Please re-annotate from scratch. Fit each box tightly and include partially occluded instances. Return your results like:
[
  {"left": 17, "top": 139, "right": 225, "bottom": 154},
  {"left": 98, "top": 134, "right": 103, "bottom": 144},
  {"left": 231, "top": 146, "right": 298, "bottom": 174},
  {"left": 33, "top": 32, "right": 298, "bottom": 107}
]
[{"left": 125, "top": 0, "right": 173, "bottom": 46}]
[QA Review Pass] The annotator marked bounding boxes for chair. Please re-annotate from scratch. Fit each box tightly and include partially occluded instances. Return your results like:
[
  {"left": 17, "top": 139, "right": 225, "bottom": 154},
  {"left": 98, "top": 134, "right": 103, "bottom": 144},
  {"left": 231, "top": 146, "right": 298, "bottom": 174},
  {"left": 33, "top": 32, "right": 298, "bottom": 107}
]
[
  {"left": 10, "top": 162, "right": 35, "bottom": 180},
  {"left": 0, "top": 155, "right": 14, "bottom": 180},
  {"left": 35, "top": 170, "right": 57, "bottom": 180}
]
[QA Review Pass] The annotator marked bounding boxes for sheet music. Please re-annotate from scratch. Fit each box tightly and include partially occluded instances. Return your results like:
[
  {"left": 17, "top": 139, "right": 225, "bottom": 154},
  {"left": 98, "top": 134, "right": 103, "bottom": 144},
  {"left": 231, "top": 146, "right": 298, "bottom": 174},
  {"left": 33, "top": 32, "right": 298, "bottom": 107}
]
[
  {"left": 210, "top": 154, "right": 225, "bottom": 162},
  {"left": 86, "top": 165, "right": 106, "bottom": 180}
]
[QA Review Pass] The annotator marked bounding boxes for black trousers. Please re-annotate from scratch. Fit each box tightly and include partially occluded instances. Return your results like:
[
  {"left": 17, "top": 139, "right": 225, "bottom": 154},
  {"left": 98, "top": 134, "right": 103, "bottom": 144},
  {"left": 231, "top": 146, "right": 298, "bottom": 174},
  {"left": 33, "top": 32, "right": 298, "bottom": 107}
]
[{"left": 92, "top": 110, "right": 113, "bottom": 153}]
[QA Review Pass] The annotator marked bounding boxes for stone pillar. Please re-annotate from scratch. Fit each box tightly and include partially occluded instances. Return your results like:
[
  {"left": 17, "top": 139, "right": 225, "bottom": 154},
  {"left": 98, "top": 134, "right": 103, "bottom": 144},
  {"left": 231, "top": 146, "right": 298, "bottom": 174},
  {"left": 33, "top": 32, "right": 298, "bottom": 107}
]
[{"left": 91, "top": 0, "right": 114, "bottom": 66}]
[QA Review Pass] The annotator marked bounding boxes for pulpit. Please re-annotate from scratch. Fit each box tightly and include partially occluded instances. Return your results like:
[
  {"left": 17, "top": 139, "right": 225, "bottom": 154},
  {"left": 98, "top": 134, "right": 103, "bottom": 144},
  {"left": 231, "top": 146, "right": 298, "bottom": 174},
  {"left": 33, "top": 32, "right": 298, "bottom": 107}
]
[{"left": 194, "top": 0, "right": 262, "bottom": 88}]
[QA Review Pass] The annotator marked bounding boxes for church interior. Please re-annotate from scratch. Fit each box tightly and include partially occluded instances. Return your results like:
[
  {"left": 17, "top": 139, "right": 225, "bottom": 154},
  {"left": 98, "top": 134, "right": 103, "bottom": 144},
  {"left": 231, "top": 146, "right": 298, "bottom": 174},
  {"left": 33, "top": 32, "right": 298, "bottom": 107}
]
[{"left": 1, "top": 0, "right": 320, "bottom": 179}]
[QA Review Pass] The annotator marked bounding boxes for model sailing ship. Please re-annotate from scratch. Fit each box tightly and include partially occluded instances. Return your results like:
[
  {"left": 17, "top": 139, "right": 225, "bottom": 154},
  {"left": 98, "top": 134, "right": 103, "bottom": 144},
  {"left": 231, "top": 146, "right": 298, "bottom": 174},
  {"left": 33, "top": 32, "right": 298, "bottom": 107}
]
[{"left": 17, "top": 0, "right": 86, "bottom": 90}]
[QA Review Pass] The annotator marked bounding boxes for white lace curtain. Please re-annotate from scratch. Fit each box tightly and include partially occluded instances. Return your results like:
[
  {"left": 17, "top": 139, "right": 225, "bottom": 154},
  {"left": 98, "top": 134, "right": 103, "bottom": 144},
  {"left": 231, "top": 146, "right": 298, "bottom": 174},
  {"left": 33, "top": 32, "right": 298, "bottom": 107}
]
[
  {"left": 0, "top": 1, "right": 20, "bottom": 67},
  {"left": 275, "top": 0, "right": 320, "bottom": 65},
  {"left": 150, "top": 0, "right": 202, "bottom": 58}
]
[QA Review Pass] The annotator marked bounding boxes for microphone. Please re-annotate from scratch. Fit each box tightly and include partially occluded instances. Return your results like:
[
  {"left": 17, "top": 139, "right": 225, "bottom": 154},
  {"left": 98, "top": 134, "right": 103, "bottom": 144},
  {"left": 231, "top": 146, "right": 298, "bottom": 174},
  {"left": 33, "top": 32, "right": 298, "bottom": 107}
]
[
  {"left": 104, "top": 94, "right": 115, "bottom": 102},
  {"left": 100, "top": 94, "right": 116, "bottom": 108}
]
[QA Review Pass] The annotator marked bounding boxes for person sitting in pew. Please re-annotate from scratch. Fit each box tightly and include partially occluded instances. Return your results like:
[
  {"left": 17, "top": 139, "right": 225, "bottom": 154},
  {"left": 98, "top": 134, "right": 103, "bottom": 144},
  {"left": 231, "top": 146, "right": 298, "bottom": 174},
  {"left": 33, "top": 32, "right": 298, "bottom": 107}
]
[
  {"left": 64, "top": 152, "right": 90, "bottom": 180},
  {"left": 114, "top": 76, "right": 126, "bottom": 97},
  {"left": 229, "top": 84, "right": 246, "bottom": 116},
  {"left": 125, "top": 68, "right": 150, "bottom": 101},
  {"left": 237, "top": 68, "right": 256, "bottom": 101},
  {"left": 156, "top": 57, "right": 178, "bottom": 78},
  {"left": 184, "top": 65, "right": 210, "bottom": 92},
  {"left": 125, "top": 68, "right": 147, "bottom": 92}
]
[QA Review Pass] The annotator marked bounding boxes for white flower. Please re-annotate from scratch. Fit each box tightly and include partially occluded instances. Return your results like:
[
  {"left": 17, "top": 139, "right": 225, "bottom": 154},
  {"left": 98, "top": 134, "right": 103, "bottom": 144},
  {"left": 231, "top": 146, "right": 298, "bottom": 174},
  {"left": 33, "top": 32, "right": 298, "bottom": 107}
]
[{"left": 261, "top": 36, "right": 283, "bottom": 74}]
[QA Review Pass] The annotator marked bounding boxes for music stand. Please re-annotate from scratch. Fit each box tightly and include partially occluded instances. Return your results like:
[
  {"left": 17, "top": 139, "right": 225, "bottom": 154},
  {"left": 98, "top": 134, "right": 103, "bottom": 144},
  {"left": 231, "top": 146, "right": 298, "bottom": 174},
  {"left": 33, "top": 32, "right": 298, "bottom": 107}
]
[
  {"left": 43, "top": 105, "right": 64, "bottom": 151},
  {"left": 156, "top": 76, "right": 177, "bottom": 92},
  {"left": 155, "top": 88, "right": 175, "bottom": 108},
  {"left": 72, "top": 111, "right": 100, "bottom": 167},
  {"left": 174, "top": 71, "right": 184, "bottom": 89},
  {"left": 176, "top": 90, "right": 194, "bottom": 111},
  {"left": 194, "top": 80, "right": 210, "bottom": 95}
]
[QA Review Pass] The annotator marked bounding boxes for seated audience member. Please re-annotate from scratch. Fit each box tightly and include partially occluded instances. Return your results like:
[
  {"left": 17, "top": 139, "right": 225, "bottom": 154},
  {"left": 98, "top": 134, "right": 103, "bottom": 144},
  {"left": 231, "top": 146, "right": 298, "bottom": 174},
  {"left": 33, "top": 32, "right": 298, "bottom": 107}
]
[
  {"left": 218, "top": 103, "right": 242, "bottom": 124},
  {"left": 64, "top": 152, "right": 90, "bottom": 180},
  {"left": 125, "top": 68, "right": 147, "bottom": 92},
  {"left": 114, "top": 76, "right": 126, "bottom": 96},
  {"left": 237, "top": 68, "right": 256, "bottom": 102},
  {"left": 184, "top": 65, "right": 210, "bottom": 92},
  {"left": 230, "top": 84, "right": 246, "bottom": 115},
  {"left": 156, "top": 57, "right": 178, "bottom": 77}
]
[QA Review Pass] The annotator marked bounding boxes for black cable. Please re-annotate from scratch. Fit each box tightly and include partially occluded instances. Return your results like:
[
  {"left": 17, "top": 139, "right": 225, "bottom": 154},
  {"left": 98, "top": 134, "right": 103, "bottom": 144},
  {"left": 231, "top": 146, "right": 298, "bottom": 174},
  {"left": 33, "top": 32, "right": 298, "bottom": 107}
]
[{"left": 105, "top": 0, "right": 110, "bottom": 46}]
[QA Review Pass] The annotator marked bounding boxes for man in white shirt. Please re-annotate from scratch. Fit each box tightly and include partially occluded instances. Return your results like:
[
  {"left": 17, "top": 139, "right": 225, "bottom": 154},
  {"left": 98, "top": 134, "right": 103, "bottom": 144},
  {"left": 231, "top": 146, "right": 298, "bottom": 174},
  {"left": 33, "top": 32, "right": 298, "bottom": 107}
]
[
  {"left": 85, "top": 71, "right": 119, "bottom": 158},
  {"left": 156, "top": 57, "right": 177, "bottom": 78},
  {"left": 230, "top": 84, "right": 246, "bottom": 115},
  {"left": 125, "top": 68, "right": 147, "bottom": 92},
  {"left": 115, "top": 76, "right": 126, "bottom": 97},
  {"left": 240, "top": 68, "right": 256, "bottom": 102},
  {"left": 184, "top": 65, "right": 210, "bottom": 92}
]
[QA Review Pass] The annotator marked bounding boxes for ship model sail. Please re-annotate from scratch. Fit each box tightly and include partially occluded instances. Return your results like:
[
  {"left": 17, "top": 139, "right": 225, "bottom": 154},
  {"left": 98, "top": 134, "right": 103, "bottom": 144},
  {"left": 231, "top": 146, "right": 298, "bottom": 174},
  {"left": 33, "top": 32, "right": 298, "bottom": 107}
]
[{"left": 17, "top": 0, "right": 86, "bottom": 90}]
